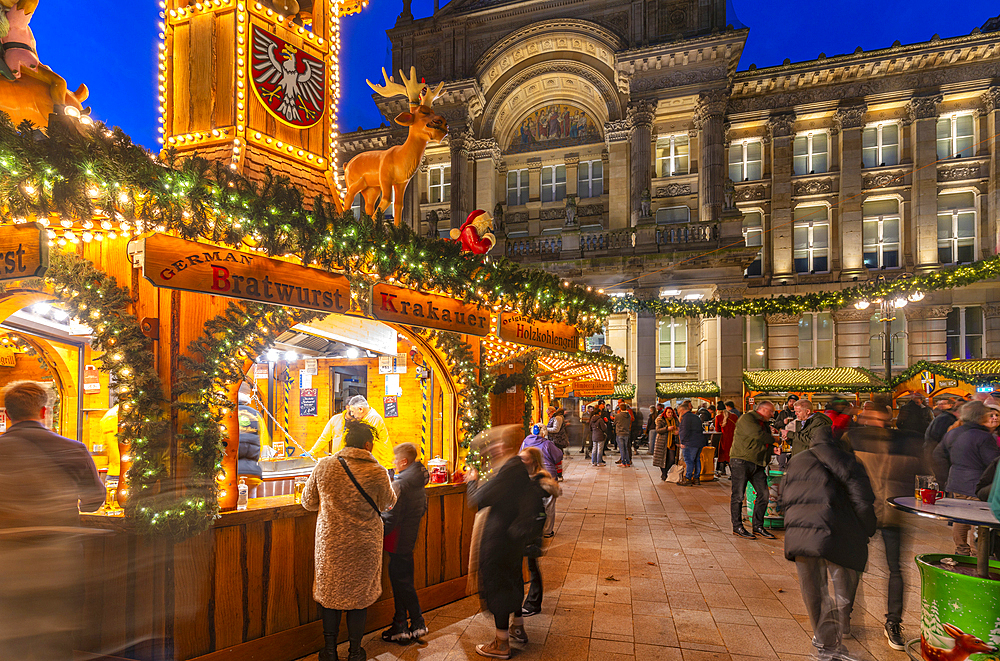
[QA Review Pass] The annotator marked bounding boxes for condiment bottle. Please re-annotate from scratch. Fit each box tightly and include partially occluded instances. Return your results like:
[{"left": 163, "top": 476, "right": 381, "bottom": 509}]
[{"left": 237, "top": 477, "right": 248, "bottom": 511}]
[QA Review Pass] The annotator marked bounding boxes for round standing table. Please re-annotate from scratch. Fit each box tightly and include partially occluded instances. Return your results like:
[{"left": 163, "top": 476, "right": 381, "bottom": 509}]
[{"left": 888, "top": 496, "right": 998, "bottom": 578}]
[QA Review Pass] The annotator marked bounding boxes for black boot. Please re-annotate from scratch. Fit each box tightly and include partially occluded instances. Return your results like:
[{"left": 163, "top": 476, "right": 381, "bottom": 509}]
[{"left": 319, "top": 645, "right": 339, "bottom": 661}]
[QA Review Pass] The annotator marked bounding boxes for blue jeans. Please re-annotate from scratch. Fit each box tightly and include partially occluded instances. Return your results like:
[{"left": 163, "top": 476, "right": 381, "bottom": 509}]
[
  {"left": 648, "top": 430, "right": 656, "bottom": 455},
  {"left": 617, "top": 435, "right": 631, "bottom": 465},
  {"left": 682, "top": 445, "right": 701, "bottom": 480},
  {"left": 591, "top": 433, "right": 605, "bottom": 465}
]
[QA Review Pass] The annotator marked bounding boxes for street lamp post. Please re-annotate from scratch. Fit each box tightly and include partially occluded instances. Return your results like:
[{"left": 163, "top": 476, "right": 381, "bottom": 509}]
[{"left": 854, "top": 273, "right": 924, "bottom": 386}]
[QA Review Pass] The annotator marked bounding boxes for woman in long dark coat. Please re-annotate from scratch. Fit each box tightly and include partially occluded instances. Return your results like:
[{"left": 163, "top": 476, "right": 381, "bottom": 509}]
[
  {"left": 467, "top": 436, "right": 533, "bottom": 659},
  {"left": 653, "top": 407, "right": 678, "bottom": 480}
]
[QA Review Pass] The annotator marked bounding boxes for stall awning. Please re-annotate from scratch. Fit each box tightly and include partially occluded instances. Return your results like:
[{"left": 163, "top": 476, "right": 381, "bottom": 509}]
[
  {"left": 744, "top": 367, "right": 886, "bottom": 393},
  {"left": 481, "top": 335, "right": 623, "bottom": 387},
  {"left": 614, "top": 384, "right": 636, "bottom": 399},
  {"left": 656, "top": 380, "right": 721, "bottom": 399},
  {"left": 894, "top": 360, "right": 1000, "bottom": 388}
]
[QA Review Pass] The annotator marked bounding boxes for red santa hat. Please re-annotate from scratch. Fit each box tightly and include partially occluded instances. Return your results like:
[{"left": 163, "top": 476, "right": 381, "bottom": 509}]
[{"left": 449, "top": 209, "right": 491, "bottom": 240}]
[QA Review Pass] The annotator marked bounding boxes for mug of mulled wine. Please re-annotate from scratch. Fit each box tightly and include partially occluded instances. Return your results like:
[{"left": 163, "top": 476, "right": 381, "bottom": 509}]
[{"left": 919, "top": 488, "right": 946, "bottom": 505}]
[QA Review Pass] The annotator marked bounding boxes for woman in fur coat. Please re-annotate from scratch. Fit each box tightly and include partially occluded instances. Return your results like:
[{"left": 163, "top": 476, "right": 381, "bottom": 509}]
[{"left": 302, "top": 420, "right": 396, "bottom": 661}]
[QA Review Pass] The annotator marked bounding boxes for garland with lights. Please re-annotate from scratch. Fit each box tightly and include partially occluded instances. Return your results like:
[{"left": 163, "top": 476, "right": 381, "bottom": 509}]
[
  {"left": 0, "top": 113, "right": 609, "bottom": 333},
  {"left": 174, "top": 301, "right": 324, "bottom": 534},
  {"left": 613, "top": 256, "right": 1000, "bottom": 318},
  {"left": 39, "top": 253, "right": 172, "bottom": 533},
  {"left": 655, "top": 380, "right": 721, "bottom": 399},
  {"left": 422, "top": 330, "right": 493, "bottom": 469},
  {"left": 891, "top": 360, "right": 1000, "bottom": 390},
  {"left": 742, "top": 367, "right": 887, "bottom": 394},
  {"left": 490, "top": 353, "right": 538, "bottom": 438}
]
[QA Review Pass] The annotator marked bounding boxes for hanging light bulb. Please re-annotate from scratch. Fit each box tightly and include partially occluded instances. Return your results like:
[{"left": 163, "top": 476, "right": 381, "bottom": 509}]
[
  {"left": 854, "top": 300, "right": 870, "bottom": 310},
  {"left": 908, "top": 291, "right": 925, "bottom": 302},
  {"left": 266, "top": 349, "right": 279, "bottom": 362},
  {"left": 284, "top": 350, "right": 298, "bottom": 362}
]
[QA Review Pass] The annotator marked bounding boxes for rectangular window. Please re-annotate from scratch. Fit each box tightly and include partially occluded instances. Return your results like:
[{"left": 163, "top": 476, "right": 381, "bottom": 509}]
[
  {"left": 428, "top": 165, "right": 451, "bottom": 204},
  {"left": 541, "top": 164, "right": 567, "bottom": 203},
  {"left": 655, "top": 206, "right": 691, "bottom": 225},
  {"left": 937, "top": 191, "right": 976, "bottom": 264},
  {"left": 577, "top": 160, "right": 604, "bottom": 198},
  {"left": 793, "top": 205, "right": 829, "bottom": 273},
  {"left": 744, "top": 316, "right": 767, "bottom": 370},
  {"left": 742, "top": 211, "right": 763, "bottom": 277},
  {"left": 729, "top": 140, "right": 763, "bottom": 182},
  {"left": 793, "top": 132, "right": 829, "bottom": 175},
  {"left": 947, "top": 306, "right": 984, "bottom": 360},
  {"left": 506, "top": 169, "right": 529, "bottom": 207},
  {"left": 862, "top": 198, "right": 900, "bottom": 269},
  {"left": 656, "top": 134, "right": 690, "bottom": 177},
  {"left": 870, "top": 312, "right": 906, "bottom": 369},
  {"left": 937, "top": 114, "right": 975, "bottom": 159},
  {"left": 798, "top": 312, "right": 834, "bottom": 369},
  {"left": 862, "top": 123, "right": 900, "bottom": 168},
  {"left": 658, "top": 317, "right": 687, "bottom": 370}
]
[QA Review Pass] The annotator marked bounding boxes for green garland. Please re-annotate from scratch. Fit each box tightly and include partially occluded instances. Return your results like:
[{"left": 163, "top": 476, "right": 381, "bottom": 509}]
[
  {"left": 41, "top": 253, "right": 172, "bottom": 534},
  {"left": 490, "top": 352, "right": 538, "bottom": 437},
  {"left": 423, "top": 330, "right": 493, "bottom": 468},
  {"left": 742, "top": 367, "right": 886, "bottom": 394},
  {"left": 0, "top": 113, "right": 608, "bottom": 333},
  {"left": 890, "top": 360, "right": 1000, "bottom": 389},
  {"left": 173, "top": 301, "right": 323, "bottom": 532},
  {"left": 614, "top": 256, "right": 1000, "bottom": 318},
  {"left": 655, "top": 380, "right": 721, "bottom": 399}
]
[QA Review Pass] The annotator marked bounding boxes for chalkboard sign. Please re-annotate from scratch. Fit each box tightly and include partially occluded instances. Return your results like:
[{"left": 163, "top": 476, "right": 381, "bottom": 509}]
[
  {"left": 383, "top": 395, "right": 399, "bottom": 418},
  {"left": 299, "top": 388, "right": 318, "bottom": 417}
]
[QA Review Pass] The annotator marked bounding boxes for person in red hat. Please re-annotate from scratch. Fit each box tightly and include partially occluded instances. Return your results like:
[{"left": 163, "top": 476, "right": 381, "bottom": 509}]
[{"left": 450, "top": 210, "right": 496, "bottom": 254}]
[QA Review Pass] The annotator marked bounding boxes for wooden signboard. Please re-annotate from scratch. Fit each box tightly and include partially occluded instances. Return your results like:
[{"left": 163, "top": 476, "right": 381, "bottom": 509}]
[
  {"left": 131, "top": 235, "right": 351, "bottom": 314},
  {"left": 573, "top": 380, "right": 616, "bottom": 397},
  {"left": 498, "top": 313, "right": 579, "bottom": 352},
  {"left": 0, "top": 222, "right": 48, "bottom": 281},
  {"left": 371, "top": 283, "right": 491, "bottom": 337}
]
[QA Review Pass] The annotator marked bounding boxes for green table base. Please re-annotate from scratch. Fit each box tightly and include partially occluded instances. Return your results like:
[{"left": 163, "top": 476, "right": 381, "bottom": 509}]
[{"left": 746, "top": 468, "right": 784, "bottom": 530}]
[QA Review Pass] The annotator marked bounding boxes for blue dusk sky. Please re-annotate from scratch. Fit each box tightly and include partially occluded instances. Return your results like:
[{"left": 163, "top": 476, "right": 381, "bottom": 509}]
[{"left": 28, "top": 0, "right": 996, "bottom": 149}]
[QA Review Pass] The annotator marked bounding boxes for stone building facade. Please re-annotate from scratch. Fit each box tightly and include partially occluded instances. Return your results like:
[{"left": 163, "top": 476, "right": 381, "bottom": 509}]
[{"left": 339, "top": 0, "right": 1000, "bottom": 404}]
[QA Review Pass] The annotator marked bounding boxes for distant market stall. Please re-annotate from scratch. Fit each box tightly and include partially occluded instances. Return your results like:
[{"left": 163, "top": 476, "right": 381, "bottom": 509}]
[
  {"left": 656, "top": 380, "right": 721, "bottom": 403},
  {"left": 893, "top": 359, "right": 1000, "bottom": 404},
  {"left": 743, "top": 366, "right": 887, "bottom": 410}
]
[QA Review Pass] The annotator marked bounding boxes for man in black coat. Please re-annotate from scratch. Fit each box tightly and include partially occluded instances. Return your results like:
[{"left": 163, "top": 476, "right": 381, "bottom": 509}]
[
  {"left": 896, "top": 392, "right": 933, "bottom": 437},
  {"left": 782, "top": 426, "right": 877, "bottom": 661},
  {"left": 381, "top": 443, "right": 430, "bottom": 642},
  {"left": 924, "top": 396, "right": 958, "bottom": 477},
  {"left": 0, "top": 380, "right": 105, "bottom": 661}
]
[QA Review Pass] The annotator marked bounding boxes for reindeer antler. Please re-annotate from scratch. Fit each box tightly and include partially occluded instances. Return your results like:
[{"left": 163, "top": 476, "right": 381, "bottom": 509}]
[
  {"left": 367, "top": 67, "right": 410, "bottom": 101},
  {"left": 419, "top": 81, "right": 445, "bottom": 108}
]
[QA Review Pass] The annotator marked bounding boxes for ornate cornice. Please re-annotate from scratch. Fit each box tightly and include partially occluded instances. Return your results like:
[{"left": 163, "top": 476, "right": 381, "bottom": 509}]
[
  {"left": 832, "top": 308, "right": 875, "bottom": 322},
  {"left": 526, "top": 158, "right": 542, "bottom": 171},
  {"left": 939, "top": 164, "right": 982, "bottom": 182},
  {"left": 735, "top": 184, "right": 766, "bottom": 202},
  {"left": 564, "top": 153, "right": 580, "bottom": 165},
  {"left": 904, "top": 304, "right": 953, "bottom": 320},
  {"left": 627, "top": 100, "right": 656, "bottom": 130},
  {"left": 905, "top": 94, "right": 943, "bottom": 123},
  {"left": 982, "top": 87, "right": 1000, "bottom": 114},
  {"left": 833, "top": 104, "right": 868, "bottom": 131},
  {"left": 467, "top": 137, "right": 502, "bottom": 164},
  {"left": 604, "top": 117, "right": 633, "bottom": 145},
  {"left": 715, "top": 286, "right": 748, "bottom": 301},
  {"left": 693, "top": 89, "right": 729, "bottom": 129},
  {"left": 765, "top": 312, "right": 801, "bottom": 324},
  {"left": 766, "top": 113, "right": 796, "bottom": 139},
  {"left": 793, "top": 178, "right": 835, "bottom": 196},
  {"left": 863, "top": 170, "right": 907, "bottom": 190},
  {"left": 983, "top": 303, "right": 1000, "bottom": 318}
]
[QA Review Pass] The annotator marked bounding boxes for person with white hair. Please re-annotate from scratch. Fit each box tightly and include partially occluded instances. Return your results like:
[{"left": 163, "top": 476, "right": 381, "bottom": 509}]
[{"left": 309, "top": 395, "right": 393, "bottom": 468}]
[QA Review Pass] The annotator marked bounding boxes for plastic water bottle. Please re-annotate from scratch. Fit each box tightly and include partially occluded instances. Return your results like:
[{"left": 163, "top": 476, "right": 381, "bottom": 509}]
[{"left": 237, "top": 477, "right": 248, "bottom": 511}]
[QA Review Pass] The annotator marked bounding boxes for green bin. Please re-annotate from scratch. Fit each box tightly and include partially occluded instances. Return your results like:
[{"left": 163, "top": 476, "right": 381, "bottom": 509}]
[{"left": 916, "top": 553, "right": 1000, "bottom": 660}]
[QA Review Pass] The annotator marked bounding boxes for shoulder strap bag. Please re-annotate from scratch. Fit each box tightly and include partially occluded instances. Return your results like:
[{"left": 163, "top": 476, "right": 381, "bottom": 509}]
[{"left": 337, "top": 456, "right": 381, "bottom": 516}]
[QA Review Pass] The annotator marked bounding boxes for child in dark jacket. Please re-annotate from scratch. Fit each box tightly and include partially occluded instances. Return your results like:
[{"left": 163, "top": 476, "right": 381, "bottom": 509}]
[{"left": 381, "top": 443, "right": 430, "bottom": 643}]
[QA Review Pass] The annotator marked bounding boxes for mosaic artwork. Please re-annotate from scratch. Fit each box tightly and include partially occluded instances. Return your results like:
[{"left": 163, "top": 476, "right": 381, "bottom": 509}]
[{"left": 506, "top": 104, "right": 601, "bottom": 153}]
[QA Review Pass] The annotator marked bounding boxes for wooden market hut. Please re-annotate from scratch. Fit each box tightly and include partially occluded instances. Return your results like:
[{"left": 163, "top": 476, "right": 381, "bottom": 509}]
[
  {"left": 742, "top": 367, "right": 887, "bottom": 411},
  {"left": 892, "top": 359, "right": 1000, "bottom": 403}
]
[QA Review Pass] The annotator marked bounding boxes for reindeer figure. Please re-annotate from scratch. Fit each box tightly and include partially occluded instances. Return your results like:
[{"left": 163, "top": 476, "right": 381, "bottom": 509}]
[
  {"left": 921, "top": 624, "right": 996, "bottom": 661},
  {"left": 335, "top": 67, "right": 447, "bottom": 226}
]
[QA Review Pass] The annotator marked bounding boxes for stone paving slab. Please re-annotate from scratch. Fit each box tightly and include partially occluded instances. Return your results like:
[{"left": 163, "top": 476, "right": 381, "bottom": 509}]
[{"left": 299, "top": 449, "right": 954, "bottom": 660}]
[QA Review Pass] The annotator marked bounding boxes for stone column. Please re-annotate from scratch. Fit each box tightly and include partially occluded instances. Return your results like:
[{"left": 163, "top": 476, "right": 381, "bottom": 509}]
[
  {"left": 565, "top": 153, "right": 580, "bottom": 197},
  {"left": 635, "top": 307, "right": 657, "bottom": 406},
  {"left": 905, "top": 304, "right": 951, "bottom": 364},
  {"left": 906, "top": 95, "right": 943, "bottom": 268},
  {"left": 835, "top": 104, "right": 867, "bottom": 275},
  {"left": 767, "top": 113, "right": 797, "bottom": 277},
  {"left": 448, "top": 127, "right": 470, "bottom": 230},
  {"left": 765, "top": 313, "right": 800, "bottom": 369},
  {"left": 715, "top": 286, "right": 747, "bottom": 400},
  {"left": 469, "top": 138, "right": 501, "bottom": 218},
  {"left": 606, "top": 312, "right": 631, "bottom": 378},
  {"left": 526, "top": 158, "right": 542, "bottom": 236},
  {"left": 693, "top": 90, "right": 728, "bottom": 225},
  {"left": 982, "top": 88, "right": 1000, "bottom": 257},
  {"left": 984, "top": 303, "right": 1000, "bottom": 359},
  {"left": 628, "top": 100, "right": 656, "bottom": 225},
  {"left": 832, "top": 308, "right": 872, "bottom": 368},
  {"left": 605, "top": 118, "right": 633, "bottom": 229}
]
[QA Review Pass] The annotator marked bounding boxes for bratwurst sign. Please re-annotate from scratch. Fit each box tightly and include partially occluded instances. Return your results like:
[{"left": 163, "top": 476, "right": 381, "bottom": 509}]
[
  {"left": 371, "top": 283, "right": 492, "bottom": 336},
  {"left": 498, "top": 313, "right": 580, "bottom": 352},
  {"left": 131, "top": 235, "right": 351, "bottom": 313}
]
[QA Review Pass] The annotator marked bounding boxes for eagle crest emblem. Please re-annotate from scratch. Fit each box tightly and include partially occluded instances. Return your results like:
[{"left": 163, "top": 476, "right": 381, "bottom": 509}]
[{"left": 251, "top": 26, "right": 325, "bottom": 128}]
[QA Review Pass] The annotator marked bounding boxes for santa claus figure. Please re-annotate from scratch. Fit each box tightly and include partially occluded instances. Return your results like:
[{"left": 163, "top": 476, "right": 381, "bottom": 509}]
[{"left": 449, "top": 209, "right": 496, "bottom": 255}]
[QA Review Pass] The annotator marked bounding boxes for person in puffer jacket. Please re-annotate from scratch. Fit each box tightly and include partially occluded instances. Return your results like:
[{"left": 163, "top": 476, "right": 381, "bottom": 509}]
[
  {"left": 782, "top": 426, "right": 876, "bottom": 661},
  {"left": 380, "top": 443, "right": 430, "bottom": 643},
  {"left": 521, "top": 425, "right": 563, "bottom": 536}
]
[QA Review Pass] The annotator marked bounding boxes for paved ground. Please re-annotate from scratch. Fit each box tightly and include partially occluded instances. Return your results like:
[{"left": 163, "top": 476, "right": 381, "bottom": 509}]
[{"left": 300, "top": 449, "right": 954, "bottom": 660}]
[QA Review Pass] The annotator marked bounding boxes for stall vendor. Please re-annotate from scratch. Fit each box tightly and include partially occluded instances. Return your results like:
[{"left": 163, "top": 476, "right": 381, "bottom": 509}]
[{"left": 308, "top": 395, "right": 393, "bottom": 468}]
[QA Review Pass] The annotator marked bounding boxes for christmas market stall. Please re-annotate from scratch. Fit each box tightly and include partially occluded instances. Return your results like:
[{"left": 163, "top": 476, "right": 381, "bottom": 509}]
[
  {"left": 742, "top": 366, "right": 887, "bottom": 412},
  {"left": 892, "top": 359, "right": 1000, "bottom": 404},
  {"left": 655, "top": 380, "right": 721, "bottom": 406},
  {"left": 0, "top": 3, "right": 612, "bottom": 660}
]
